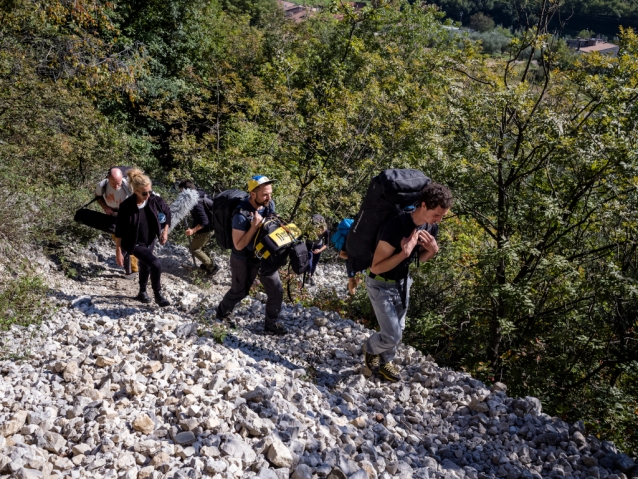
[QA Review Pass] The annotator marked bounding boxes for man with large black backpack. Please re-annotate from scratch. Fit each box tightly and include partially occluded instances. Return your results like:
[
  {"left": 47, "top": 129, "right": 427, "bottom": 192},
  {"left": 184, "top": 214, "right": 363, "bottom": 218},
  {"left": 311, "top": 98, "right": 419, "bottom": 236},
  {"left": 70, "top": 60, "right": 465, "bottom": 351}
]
[
  {"left": 177, "top": 180, "right": 220, "bottom": 276},
  {"left": 215, "top": 175, "right": 287, "bottom": 335},
  {"left": 348, "top": 171, "right": 453, "bottom": 382}
]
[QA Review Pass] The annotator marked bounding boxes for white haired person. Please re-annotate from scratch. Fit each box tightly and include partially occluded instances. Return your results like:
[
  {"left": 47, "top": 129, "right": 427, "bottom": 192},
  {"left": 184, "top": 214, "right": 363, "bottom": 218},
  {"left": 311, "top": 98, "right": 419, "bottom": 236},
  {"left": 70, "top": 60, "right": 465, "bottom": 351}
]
[
  {"left": 95, "top": 166, "right": 138, "bottom": 278},
  {"left": 115, "top": 169, "right": 172, "bottom": 307}
]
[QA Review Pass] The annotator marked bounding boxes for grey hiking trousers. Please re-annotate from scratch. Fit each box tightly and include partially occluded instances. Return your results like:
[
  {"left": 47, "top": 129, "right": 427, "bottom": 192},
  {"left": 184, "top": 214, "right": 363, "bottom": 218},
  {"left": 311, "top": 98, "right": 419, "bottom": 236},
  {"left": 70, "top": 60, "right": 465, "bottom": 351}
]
[
  {"left": 365, "top": 275, "right": 412, "bottom": 364},
  {"left": 217, "top": 255, "right": 283, "bottom": 326}
]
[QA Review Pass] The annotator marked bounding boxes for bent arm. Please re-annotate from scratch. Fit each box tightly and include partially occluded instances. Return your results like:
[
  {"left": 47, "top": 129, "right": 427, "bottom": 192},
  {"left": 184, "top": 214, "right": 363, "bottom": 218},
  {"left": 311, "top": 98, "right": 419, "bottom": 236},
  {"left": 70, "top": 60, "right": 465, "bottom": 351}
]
[
  {"left": 233, "top": 226, "right": 258, "bottom": 251},
  {"left": 192, "top": 202, "right": 209, "bottom": 230},
  {"left": 370, "top": 240, "right": 408, "bottom": 275},
  {"left": 187, "top": 224, "right": 204, "bottom": 235},
  {"left": 96, "top": 196, "right": 109, "bottom": 212}
]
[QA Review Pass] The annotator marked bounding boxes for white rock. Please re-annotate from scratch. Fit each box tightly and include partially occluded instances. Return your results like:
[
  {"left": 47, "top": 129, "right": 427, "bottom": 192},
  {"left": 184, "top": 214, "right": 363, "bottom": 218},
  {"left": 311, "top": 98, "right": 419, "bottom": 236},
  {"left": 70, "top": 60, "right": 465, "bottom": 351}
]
[
  {"left": 132, "top": 414, "right": 155, "bottom": 434},
  {"left": 267, "top": 438, "right": 293, "bottom": 468}
]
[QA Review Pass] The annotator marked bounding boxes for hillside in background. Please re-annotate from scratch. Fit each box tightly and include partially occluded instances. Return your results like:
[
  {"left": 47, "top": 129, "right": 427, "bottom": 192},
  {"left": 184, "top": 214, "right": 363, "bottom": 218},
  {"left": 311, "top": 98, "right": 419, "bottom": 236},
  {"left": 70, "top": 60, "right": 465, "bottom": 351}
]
[{"left": 424, "top": 0, "right": 637, "bottom": 37}]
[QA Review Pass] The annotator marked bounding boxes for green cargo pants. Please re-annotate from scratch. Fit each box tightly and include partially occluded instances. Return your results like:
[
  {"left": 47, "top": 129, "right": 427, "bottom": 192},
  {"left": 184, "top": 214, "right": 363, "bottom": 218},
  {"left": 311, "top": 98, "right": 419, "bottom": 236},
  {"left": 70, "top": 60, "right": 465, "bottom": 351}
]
[{"left": 190, "top": 231, "right": 216, "bottom": 271}]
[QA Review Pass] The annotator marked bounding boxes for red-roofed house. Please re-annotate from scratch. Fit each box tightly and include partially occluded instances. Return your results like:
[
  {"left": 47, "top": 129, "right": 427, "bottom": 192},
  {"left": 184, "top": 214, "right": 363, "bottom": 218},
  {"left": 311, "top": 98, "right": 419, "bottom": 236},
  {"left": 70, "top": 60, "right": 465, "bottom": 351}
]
[{"left": 566, "top": 38, "right": 619, "bottom": 56}]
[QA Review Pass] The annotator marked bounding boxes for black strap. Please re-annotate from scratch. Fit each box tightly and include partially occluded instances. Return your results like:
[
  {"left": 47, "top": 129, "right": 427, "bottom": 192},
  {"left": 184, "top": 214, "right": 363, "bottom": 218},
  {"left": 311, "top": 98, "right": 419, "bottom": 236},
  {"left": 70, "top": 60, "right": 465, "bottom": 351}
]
[
  {"left": 398, "top": 277, "right": 408, "bottom": 310},
  {"left": 79, "top": 196, "right": 100, "bottom": 210}
]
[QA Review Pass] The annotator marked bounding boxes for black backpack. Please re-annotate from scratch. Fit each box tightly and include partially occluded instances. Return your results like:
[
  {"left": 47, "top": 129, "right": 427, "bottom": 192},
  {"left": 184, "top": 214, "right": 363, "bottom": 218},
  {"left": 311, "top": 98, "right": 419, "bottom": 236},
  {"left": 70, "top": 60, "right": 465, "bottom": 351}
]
[
  {"left": 211, "top": 189, "right": 249, "bottom": 250},
  {"left": 289, "top": 242, "right": 310, "bottom": 275},
  {"left": 346, "top": 169, "right": 431, "bottom": 273},
  {"left": 197, "top": 189, "right": 215, "bottom": 227}
]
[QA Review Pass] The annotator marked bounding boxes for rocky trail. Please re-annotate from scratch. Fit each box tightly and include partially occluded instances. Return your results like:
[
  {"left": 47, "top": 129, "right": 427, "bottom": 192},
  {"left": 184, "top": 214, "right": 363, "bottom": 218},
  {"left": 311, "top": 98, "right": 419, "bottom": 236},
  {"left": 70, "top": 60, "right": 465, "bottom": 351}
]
[{"left": 0, "top": 237, "right": 635, "bottom": 479}]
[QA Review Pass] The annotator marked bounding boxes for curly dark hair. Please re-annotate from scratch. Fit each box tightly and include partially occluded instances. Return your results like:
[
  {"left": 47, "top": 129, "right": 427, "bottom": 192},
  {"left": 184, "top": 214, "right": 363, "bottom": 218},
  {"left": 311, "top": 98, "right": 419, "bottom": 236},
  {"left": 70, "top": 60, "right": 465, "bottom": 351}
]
[{"left": 419, "top": 182, "right": 453, "bottom": 210}]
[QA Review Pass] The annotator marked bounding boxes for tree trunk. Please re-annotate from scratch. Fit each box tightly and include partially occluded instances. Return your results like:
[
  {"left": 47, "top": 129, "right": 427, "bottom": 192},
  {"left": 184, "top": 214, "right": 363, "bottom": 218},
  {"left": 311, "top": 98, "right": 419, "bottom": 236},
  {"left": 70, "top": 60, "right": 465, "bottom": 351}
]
[
  {"left": 289, "top": 183, "right": 309, "bottom": 221},
  {"left": 490, "top": 159, "right": 507, "bottom": 368}
]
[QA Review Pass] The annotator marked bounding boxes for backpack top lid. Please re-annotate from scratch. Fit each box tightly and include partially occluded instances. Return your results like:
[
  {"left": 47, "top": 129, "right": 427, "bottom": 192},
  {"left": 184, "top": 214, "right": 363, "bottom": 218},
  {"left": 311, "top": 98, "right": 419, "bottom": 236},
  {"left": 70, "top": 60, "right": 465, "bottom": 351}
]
[
  {"left": 377, "top": 169, "right": 430, "bottom": 206},
  {"left": 345, "top": 169, "right": 430, "bottom": 273}
]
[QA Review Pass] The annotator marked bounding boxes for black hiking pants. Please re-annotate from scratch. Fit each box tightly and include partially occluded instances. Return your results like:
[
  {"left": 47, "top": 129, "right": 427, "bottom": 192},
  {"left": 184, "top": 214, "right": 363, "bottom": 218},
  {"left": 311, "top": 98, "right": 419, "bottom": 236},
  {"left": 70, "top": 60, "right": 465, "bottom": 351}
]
[
  {"left": 217, "top": 255, "right": 283, "bottom": 325},
  {"left": 132, "top": 241, "right": 162, "bottom": 294}
]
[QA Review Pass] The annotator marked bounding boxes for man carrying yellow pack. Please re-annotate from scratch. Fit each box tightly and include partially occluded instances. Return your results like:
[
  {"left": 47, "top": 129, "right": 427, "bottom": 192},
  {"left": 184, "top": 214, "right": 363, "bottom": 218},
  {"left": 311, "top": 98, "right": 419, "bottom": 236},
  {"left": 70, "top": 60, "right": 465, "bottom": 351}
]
[{"left": 215, "top": 175, "right": 287, "bottom": 335}]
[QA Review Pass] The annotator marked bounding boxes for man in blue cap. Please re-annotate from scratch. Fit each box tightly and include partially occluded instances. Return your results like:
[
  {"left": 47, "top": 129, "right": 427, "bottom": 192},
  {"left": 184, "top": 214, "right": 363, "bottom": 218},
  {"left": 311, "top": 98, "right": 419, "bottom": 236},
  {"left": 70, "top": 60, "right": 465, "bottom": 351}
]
[{"left": 216, "top": 175, "right": 287, "bottom": 335}]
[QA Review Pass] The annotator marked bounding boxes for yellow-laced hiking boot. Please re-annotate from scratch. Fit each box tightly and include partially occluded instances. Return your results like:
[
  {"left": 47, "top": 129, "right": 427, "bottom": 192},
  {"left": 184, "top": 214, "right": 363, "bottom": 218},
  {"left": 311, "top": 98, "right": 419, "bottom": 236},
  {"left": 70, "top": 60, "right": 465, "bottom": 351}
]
[
  {"left": 379, "top": 363, "right": 401, "bottom": 382},
  {"left": 363, "top": 344, "right": 380, "bottom": 371}
]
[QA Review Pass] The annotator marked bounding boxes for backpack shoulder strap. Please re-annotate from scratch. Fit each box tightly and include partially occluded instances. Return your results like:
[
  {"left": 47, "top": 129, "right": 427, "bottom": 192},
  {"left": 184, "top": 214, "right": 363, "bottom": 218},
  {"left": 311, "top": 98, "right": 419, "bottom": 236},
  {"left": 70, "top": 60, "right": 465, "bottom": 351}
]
[
  {"left": 122, "top": 178, "right": 131, "bottom": 197},
  {"left": 79, "top": 196, "right": 100, "bottom": 210}
]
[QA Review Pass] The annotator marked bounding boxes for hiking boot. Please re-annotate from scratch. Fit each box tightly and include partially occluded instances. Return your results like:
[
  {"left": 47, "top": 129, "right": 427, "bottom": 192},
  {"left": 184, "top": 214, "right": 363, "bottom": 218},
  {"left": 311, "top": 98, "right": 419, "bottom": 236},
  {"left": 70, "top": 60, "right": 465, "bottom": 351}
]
[
  {"left": 206, "top": 264, "right": 221, "bottom": 276},
  {"left": 363, "top": 343, "right": 380, "bottom": 371},
  {"left": 378, "top": 363, "right": 401, "bottom": 382},
  {"left": 265, "top": 322, "right": 288, "bottom": 335},
  {"left": 154, "top": 293, "right": 171, "bottom": 308},
  {"left": 135, "top": 291, "right": 152, "bottom": 304}
]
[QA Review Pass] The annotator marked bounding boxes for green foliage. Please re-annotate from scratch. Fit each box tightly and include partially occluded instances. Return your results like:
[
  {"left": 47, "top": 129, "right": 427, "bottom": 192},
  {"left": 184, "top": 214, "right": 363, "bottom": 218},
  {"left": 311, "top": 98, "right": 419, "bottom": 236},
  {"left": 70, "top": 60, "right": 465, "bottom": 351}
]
[
  {"left": 0, "top": 0, "right": 156, "bottom": 245},
  {"left": 468, "top": 27, "right": 512, "bottom": 54},
  {"left": 406, "top": 24, "right": 638, "bottom": 455},
  {"left": 0, "top": 271, "right": 50, "bottom": 331},
  {"left": 305, "top": 277, "right": 376, "bottom": 326},
  {"left": 220, "top": 0, "right": 282, "bottom": 25},
  {"left": 577, "top": 29, "right": 595, "bottom": 38},
  {"left": 469, "top": 12, "right": 495, "bottom": 32},
  {"left": 211, "top": 324, "right": 228, "bottom": 344}
]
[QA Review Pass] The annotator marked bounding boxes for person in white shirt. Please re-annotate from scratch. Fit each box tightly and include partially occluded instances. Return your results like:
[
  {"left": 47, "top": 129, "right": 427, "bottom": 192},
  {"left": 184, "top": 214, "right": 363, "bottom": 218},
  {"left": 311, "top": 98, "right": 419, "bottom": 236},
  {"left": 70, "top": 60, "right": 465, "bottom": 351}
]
[{"left": 95, "top": 167, "right": 138, "bottom": 277}]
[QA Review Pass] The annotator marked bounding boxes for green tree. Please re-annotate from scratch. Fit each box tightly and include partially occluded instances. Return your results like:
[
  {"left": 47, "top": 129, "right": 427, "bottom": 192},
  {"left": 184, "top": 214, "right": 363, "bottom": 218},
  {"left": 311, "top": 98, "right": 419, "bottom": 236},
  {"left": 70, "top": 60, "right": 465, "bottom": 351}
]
[
  {"left": 407, "top": 14, "right": 638, "bottom": 453},
  {"left": 469, "top": 12, "right": 495, "bottom": 31}
]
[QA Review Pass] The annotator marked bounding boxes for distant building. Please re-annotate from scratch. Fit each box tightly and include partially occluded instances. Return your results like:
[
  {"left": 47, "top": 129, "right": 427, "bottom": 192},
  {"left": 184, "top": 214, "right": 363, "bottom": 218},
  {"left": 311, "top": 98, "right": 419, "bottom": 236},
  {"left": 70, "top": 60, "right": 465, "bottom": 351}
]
[
  {"left": 278, "top": 0, "right": 320, "bottom": 22},
  {"left": 566, "top": 38, "right": 619, "bottom": 56},
  {"left": 277, "top": 0, "right": 364, "bottom": 22}
]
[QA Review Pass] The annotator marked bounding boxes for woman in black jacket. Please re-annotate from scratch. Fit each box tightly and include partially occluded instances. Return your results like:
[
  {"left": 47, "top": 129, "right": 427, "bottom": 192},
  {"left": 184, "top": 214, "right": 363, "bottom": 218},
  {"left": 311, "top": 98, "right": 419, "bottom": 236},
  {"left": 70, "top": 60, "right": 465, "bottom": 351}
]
[{"left": 115, "top": 169, "right": 172, "bottom": 307}]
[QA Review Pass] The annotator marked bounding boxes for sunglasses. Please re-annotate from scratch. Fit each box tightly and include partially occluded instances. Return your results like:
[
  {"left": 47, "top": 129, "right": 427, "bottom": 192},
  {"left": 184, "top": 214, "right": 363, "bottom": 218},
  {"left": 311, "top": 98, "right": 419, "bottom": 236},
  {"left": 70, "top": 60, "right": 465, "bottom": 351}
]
[{"left": 137, "top": 190, "right": 152, "bottom": 197}]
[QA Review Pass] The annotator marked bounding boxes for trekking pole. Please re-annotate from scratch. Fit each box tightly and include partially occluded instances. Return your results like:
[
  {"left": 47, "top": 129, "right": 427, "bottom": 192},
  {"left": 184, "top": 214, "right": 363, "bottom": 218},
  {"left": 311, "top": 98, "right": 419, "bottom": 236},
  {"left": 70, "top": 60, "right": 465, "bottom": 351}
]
[{"left": 184, "top": 218, "right": 197, "bottom": 267}]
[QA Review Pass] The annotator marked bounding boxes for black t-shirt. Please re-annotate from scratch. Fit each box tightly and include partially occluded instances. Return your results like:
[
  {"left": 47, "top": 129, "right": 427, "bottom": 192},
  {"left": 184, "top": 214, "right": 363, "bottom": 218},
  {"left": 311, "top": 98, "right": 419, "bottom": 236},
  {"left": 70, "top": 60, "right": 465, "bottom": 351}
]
[
  {"left": 376, "top": 212, "right": 439, "bottom": 280},
  {"left": 137, "top": 204, "right": 158, "bottom": 246},
  {"left": 309, "top": 230, "right": 330, "bottom": 251}
]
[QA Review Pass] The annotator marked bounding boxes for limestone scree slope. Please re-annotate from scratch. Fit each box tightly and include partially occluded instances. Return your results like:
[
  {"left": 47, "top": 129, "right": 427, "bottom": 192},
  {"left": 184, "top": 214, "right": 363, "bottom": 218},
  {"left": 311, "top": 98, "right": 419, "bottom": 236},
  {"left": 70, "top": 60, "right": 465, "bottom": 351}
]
[{"left": 0, "top": 238, "right": 635, "bottom": 479}]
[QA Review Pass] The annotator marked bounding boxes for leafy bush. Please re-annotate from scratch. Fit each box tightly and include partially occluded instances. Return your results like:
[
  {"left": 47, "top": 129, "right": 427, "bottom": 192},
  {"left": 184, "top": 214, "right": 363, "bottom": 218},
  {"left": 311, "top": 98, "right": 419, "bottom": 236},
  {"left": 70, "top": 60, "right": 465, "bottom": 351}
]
[
  {"left": 469, "top": 12, "right": 495, "bottom": 32},
  {"left": 0, "top": 271, "right": 50, "bottom": 331},
  {"left": 469, "top": 28, "right": 512, "bottom": 54}
]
